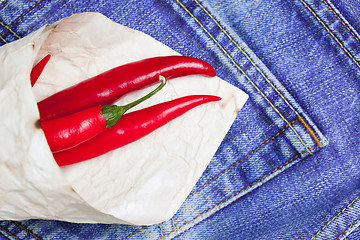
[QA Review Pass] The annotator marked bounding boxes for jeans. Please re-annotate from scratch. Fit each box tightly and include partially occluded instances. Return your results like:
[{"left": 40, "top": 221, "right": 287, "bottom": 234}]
[{"left": 0, "top": 0, "right": 359, "bottom": 239}]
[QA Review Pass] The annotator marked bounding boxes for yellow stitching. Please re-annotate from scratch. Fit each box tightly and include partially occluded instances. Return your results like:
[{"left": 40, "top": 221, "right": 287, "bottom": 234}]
[
  {"left": 0, "top": 225, "right": 20, "bottom": 240},
  {"left": 176, "top": 0, "right": 312, "bottom": 154},
  {"left": 322, "top": 0, "right": 360, "bottom": 45},
  {"left": 159, "top": 148, "right": 318, "bottom": 240},
  {"left": 0, "top": 0, "right": 8, "bottom": 43},
  {"left": 194, "top": 0, "right": 322, "bottom": 151},
  {"left": 188, "top": 118, "right": 299, "bottom": 198},
  {"left": 194, "top": 0, "right": 304, "bottom": 122},
  {"left": 0, "top": 35, "right": 7, "bottom": 43},
  {"left": 0, "top": 0, "right": 43, "bottom": 39},
  {"left": 0, "top": 0, "right": 7, "bottom": 9},
  {"left": 336, "top": 218, "right": 360, "bottom": 240},
  {"left": 299, "top": 0, "right": 360, "bottom": 70},
  {"left": 298, "top": 116, "right": 322, "bottom": 148},
  {"left": 12, "top": 221, "right": 41, "bottom": 240},
  {"left": 130, "top": 119, "right": 298, "bottom": 238},
  {"left": 310, "top": 195, "right": 360, "bottom": 240},
  {"left": 171, "top": 218, "right": 177, "bottom": 234},
  {"left": 122, "top": 226, "right": 146, "bottom": 240},
  {"left": 0, "top": 22, "right": 21, "bottom": 39},
  {"left": 159, "top": 223, "right": 164, "bottom": 237}
]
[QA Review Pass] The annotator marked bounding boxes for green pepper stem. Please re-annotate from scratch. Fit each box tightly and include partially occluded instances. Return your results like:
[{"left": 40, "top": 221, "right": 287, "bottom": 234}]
[
  {"left": 101, "top": 75, "right": 167, "bottom": 128},
  {"left": 121, "top": 75, "right": 167, "bottom": 112}
]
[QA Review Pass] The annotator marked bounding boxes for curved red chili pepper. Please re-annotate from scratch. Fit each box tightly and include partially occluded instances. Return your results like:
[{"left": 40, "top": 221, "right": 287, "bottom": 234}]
[
  {"left": 37, "top": 56, "right": 216, "bottom": 121},
  {"left": 30, "top": 54, "right": 51, "bottom": 87},
  {"left": 40, "top": 76, "right": 167, "bottom": 152},
  {"left": 53, "top": 95, "right": 221, "bottom": 166}
]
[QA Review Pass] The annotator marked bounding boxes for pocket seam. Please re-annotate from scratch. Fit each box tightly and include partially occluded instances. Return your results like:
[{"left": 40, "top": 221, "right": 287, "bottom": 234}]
[
  {"left": 176, "top": 0, "right": 314, "bottom": 154},
  {"left": 187, "top": 118, "right": 300, "bottom": 199},
  {"left": 158, "top": 148, "right": 319, "bottom": 240},
  {"left": 0, "top": 0, "right": 6, "bottom": 9},
  {"left": 0, "top": 21, "right": 21, "bottom": 39},
  {"left": 299, "top": 0, "right": 360, "bottom": 70},
  {"left": 336, "top": 218, "right": 360, "bottom": 240},
  {"left": 12, "top": 221, "right": 41, "bottom": 240},
  {"left": 0, "top": 224, "right": 19, "bottom": 240},
  {"left": 0, "top": 0, "right": 43, "bottom": 39},
  {"left": 322, "top": 0, "right": 360, "bottom": 45},
  {"left": 124, "top": 118, "right": 301, "bottom": 239},
  {"left": 311, "top": 195, "right": 360, "bottom": 240}
]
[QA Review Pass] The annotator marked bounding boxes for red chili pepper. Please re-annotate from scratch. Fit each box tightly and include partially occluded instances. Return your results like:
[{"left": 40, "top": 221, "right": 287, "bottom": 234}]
[
  {"left": 53, "top": 95, "right": 221, "bottom": 166},
  {"left": 41, "top": 76, "right": 167, "bottom": 153},
  {"left": 30, "top": 54, "right": 51, "bottom": 87},
  {"left": 37, "top": 56, "right": 216, "bottom": 121}
]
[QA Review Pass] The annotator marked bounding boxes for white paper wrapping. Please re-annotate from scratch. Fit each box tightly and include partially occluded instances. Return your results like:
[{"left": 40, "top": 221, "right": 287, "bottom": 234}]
[{"left": 0, "top": 13, "right": 248, "bottom": 225}]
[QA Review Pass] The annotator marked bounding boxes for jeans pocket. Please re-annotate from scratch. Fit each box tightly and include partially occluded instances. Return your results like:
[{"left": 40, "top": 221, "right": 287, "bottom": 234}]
[{"left": 156, "top": 0, "right": 331, "bottom": 238}]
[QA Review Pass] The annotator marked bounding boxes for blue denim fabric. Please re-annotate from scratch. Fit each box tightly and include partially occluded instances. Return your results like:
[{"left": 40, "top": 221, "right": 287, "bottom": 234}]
[{"left": 0, "top": 0, "right": 359, "bottom": 239}]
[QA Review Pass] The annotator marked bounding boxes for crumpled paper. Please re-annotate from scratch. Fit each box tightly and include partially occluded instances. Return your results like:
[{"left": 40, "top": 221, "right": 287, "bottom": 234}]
[{"left": 0, "top": 12, "right": 248, "bottom": 225}]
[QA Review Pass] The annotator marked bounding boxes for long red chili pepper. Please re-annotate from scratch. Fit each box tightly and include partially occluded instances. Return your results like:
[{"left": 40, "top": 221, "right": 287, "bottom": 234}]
[
  {"left": 30, "top": 54, "right": 51, "bottom": 87},
  {"left": 40, "top": 76, "right": 167, "bottom": 153},
  {"left": 53, "top": 95, "right": 221, "bottom": 166},
  {"left": 37, "top": 56, "right": 216, "bottom": 121}
]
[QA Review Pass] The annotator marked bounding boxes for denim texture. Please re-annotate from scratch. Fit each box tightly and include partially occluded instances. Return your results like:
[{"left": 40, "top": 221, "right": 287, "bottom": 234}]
[{"left": 0, "top": 0, "right": 359, "bottom": 239}]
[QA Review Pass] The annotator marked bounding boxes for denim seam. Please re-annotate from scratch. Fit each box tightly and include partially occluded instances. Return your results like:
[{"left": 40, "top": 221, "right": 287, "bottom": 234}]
[
  {"left": 0, "top": 0, "right": 6, "bottom": 9},
  {"left": 159, "top": 223, "right": 164, "bottom": 238},
  {"left": 298, "top": 117, "right": 322, "bottom": 148},
  {"left": 12, "top": 221, "right": 41, "bottom": 240},
  {"left": 336, "top": 218, "right": 360, "bottom": 240},
  {"left": 176, "top": 0, "right": 313, "bottom": 154},
  {"left": 0, "top": 22, "right": 21, "bottom": 39},
  {"left": 171, "top": 218, "right": 176, "bottom": 235},
  {"left": 124, "top": 119, "right": 299, "bottom": 239},
  {"left": 299, "top": 0, "right": 360, "bottom": 70},
  {"left": 191, "top": 0, "right": 318, "bottom": 153},
  {"left": 193, "top": 0, "right": 325, "bottom": 149},
  {"left": 0, "top": 0, "right": 7, "bottom": 43},
  {"left": 158, "top": 148, "right": 318, "bottom": 240},
  {"left": 193, "top": 0, "right": 305, "bottom": 124},
  {"left": 123, "top": 226, "right": 146, "bottom": 240},
  {"left": 310, "top": 194, "right": 360, "bottom": 240},
  {"left": 0, "top": 0, "right": 43, "bottom": 39},
  {"left": 0, "top": 34, "right": 6, "bottom": 44},
  {"left": 322, "top": 0, "right": 360, "bottom": 45},
  {"left": 0, "top": 225, "right": 18, "bottom": 240},
  {"left": 187, "top": 118, "right": 299, "bottom": 198},
  {"left": 0, "top": 231, "right": 11, "bottom": 240}
]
